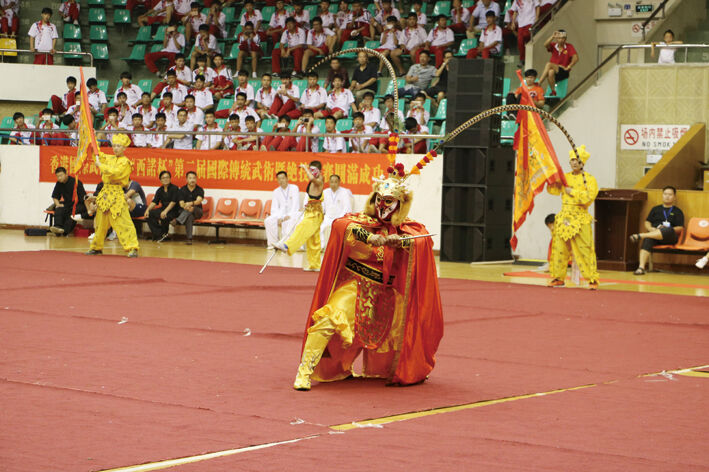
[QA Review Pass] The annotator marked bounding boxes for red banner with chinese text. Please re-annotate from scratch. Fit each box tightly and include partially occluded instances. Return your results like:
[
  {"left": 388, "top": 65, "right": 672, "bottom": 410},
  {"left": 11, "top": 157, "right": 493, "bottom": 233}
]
[{"left": 39, "top": 147, "right": 390, "bottom": 194}]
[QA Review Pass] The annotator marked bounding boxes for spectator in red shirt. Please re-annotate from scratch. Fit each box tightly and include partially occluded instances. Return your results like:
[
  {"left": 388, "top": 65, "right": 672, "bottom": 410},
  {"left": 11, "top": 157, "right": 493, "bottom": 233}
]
[{"left": 539, "top": 29, "right": 578, "bottom": 96}]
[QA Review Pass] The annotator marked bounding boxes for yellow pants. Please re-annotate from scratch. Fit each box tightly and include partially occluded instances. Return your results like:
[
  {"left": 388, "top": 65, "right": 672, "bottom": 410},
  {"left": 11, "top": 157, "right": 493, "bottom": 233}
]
[
  {"left": 90, "top": 207, "right": 139, "bottom": 252},
  {"left": 550, "top": 223, "right": 599, "bottom": 284},
  {"left": 286, "top": 204, "right": 323, "bottom": 270}
]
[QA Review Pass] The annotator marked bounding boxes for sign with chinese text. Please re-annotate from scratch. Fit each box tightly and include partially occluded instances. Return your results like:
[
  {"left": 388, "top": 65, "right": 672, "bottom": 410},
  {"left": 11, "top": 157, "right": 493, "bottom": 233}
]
[
  {"left": 39, "top": 147, "right": 390, "bottom": 195},
  {"left": 620, "top": 124, "right": 690, "bottom": 151}
]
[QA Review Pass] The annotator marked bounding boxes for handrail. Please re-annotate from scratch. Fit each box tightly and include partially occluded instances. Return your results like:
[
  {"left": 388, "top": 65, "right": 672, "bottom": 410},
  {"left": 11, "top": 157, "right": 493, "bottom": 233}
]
[
  {"left": 531, "top": 0, "right": 570, "bottom": 36},
  {"left": 549, "top": 0, "right": 670, "bottom": 114},
  {"left": 0, "top": 48, "right": 94, "bottom": 66}
]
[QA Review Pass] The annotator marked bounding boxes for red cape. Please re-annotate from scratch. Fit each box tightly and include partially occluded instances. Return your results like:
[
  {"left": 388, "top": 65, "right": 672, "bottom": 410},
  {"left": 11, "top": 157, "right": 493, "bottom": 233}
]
[{"left": 301, "top": 214, "right": 444, "bottom": 385}]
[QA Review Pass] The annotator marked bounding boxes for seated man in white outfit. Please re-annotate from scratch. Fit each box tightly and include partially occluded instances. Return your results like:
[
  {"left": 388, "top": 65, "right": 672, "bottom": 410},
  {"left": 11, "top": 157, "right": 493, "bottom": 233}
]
[
  {"left": 264, "top": 170, "right": 301, "bottom": 249},
  {"left": 320, "top": 174, "right": 353, "bottom": 248}
]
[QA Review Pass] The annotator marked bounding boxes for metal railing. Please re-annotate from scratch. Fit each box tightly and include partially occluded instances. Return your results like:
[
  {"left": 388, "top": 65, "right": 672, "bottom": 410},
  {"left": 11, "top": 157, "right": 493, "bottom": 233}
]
[
  {"left": 549, "top": 0, "right": 671, "bottom": 114},
  {"left": 598, "top": 43, "right": 709, "bottom": 64},
  {"left": 0, "top": 48, "right": 94, "bottom": 66}
]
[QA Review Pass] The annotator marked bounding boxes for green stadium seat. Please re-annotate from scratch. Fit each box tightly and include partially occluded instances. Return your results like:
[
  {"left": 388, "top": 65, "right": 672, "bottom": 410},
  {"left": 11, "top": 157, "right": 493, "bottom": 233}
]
[
  {"left": 133, "top": 26, "right": 152, "bottom": 43},
  {"left": 329, "top": 3, "right": 338, "bottom": 13},
  {"left": 90, "top": 25, "right": 109, "bottom": 42},
  {"left": 150, "top": 44, "right": 162, "bottom": 53},
  {"left": 152, "top": 97, "right": 161, "bottom": 108},
  {"left": 223, "top": 7, "right": 236, "bottom": 24},
  {"left": 372, "top": 98, "right": 379, "bottom": 108},
  {"left": 501, "top": 120, "right": 517, "bottom": 138},
  {"left": 248, "top": 79, "right": 261, "bottom": 90},
  {"left": 261, "top": 6, "right": 275, "bottom": 23},
  {"left": 97, "top": 79, "right": 110, "bottom": 96},
  {"left": 91, "top": 43, "right": 109, "bottom": 61},
  {"left": 292, "top": 79, "right": 307, "bottom": 91},
  {"left": 138, "top": 79, "right": 153, "bottom": 92},
  {"left": 63, "top": 24, "right": 81, "bottom": 40},
  {"left": 89, "top": 8, "right": 107, "bottom": 24},
  {"left": 462, "top": 0, "right": 476, "bottom": 7},
  {"left": 365, "top": 40, "right": 380, "bottom": 50},
  {"left": 546, "top": 79, "right": 569, "bottom": 98},
  {"left": 260, "top": 42, "right": 271, "bottom": 59},
  {"left": 88, "top": 0, "right": 106, "bottom": 6},
  {"left": 439, "top": 120, "right": 446, "bottom": 135},
  {"left": 431, "top": 98, "right": 447, "bottom": 121},
  {"left": 261, "top": 118, "right": 277, "bottom": 132},
  {"left": 114, "top": 9, "right": 131, "bottom": 25},
  {"left": 313, "top": 119, "right": 325, "bottom": 131},
  {"left": 231, "top": 24, "right": 243, "bottom": 40},
  {"left": 0, "top": 116, "right": 14, "bottom": 142},
  {"left": 121, "top": 43, "right": 147, "bottom": 62},
  {"left": 339, "top": 41, "right": 359, "bottom": 58},
  {"left": 336, "top": 118, "right": 352, "bottom": 132},
  {"left": 456, "top": 38, "right": 478, "bottom": 56},
  {"left": 216, "top": 98, "right": 234, "bottom": 112},
  {"left": 227, "top": 43, "right": 240, "bottom": 61},
  {"left": 216, "top": 118, "right": 227, "bottom": 128},
  {"left": 152, "top": 25, "right": 168, "bottom": 42},
  {"left": 366, "top": 4, "right": 377, "bottom": 17},
  {"left": 432, "top": 1, "right": 451, "bottom": 17},
  {"left": 63, "top": 42, "right": 83, "bottom": 60},
  {"left": 503, "top": 77, "right": 511, "bottom": 96},
  {"left": 304, "top": 4, "right": 318, "bottom": 20},
  {"left": 289, "top": 120, "right": 298, "bottom": 131},
  {"left": 112, "top": 0, "right": 127, "bottom": 6},
  {"left": 317, "top": 79, "right": 326, "bottom": 89},
  {"left": 383, "top": 77, "right": 406, "bottom": 95}
]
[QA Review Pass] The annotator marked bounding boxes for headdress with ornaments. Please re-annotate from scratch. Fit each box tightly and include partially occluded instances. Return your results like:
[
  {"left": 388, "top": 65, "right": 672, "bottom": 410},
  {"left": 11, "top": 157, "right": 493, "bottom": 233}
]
[
  {"left": 569, "top": 144, "right": 589, "bottom": 164},
  {"left": 363, "top": 133, "right": 439, "bottom": 227},
  {"left": 111, "top": 133, "right": 131, "bottom": 148}
]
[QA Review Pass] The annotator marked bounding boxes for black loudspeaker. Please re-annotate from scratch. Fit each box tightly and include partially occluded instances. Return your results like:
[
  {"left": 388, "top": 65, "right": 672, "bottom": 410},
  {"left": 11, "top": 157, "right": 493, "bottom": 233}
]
[
  {"left": 440, "top": 224, "right": 512, "bottom": 262},
  {"left": 443, "top": 147, "right": 515, "bottom": 186},
  {"left": 441, "top": 186, "right": 512, "bottom": 226}
]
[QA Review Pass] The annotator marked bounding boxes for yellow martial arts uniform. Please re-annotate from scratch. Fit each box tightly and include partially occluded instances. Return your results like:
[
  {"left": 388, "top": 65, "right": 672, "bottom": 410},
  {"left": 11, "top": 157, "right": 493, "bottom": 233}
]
[
  {"left": 548, "top": 171, "right": 599, "bottom": 284},
  {"left": 90, "top": 152, "right": 139, "bottom": 252},
  {"left": 285, "top": 197, "right": 323, "bottom": 270}
]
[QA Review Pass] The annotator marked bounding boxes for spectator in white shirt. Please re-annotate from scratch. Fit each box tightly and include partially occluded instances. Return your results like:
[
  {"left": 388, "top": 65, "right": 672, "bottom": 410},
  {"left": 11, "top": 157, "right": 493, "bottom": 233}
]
[
  {"left": 97, "top": 108, "right": 123, "bottom": 144},
  {"left": 148, "top": 112, "right": 169, "bottom": 148},
  {"left": 134, "top": 92, "right": 158, "bottom": 129},
  {"left": 240, "top": 0, "right": 265, "bottom": 42},
  {"left": 192, "top": 54, "right": 217, "bottom": 85},
  {"left": 218, "top": 92, "right": 259, "bottom": 130},
  {"left": 375, "top": 16, "right": 401, "bottom": 74},
  {"left": 182, "top": 95, "right": 205, "bottom": 129},
  {"left": 145, "top": 25, "right": 186, "bottom": 77},
  {"left": 189, "top": 75, "right": 214, "bottom": 112},
  {"left": 190, "top": 24, "right": 220, "bottom": 69},
  {"left": 59, "top": 0, "right": 80, "bottom": 26},
  {"left": 652, "top": 29, "right": 683, "bottom": 64},
  {"left": 378, "top": 94, "right": 405, "bottom": 133},
  {"left": 233, "top": 70, "right": 255, "bottom": 106},
  {"left": 114, "top": 71, "right": 144, "bottom": 107},
  {"left": 340, "top": 0, "right": 374, "bottom": 44},
  {"left": 469, "top": 0, "right": 501, "bottom": 33},
  {"left": 195, "top": 110, "right": 223, "bottom": 150},
  {"left": 86, "top": 78, "right": 108, "bottom": 117},
  {"left": 166, "top": 108, "right": 194, "bottom": 149},
  {"left": 297, "top": 72, "right": 328, "bottom": 118},
  {"left": 236, "top": 21, "right": 262, "bottom": 79},
  {"left": 315, "top": 76, "right": 355, "bottom": 119},
  {"left": 291, "top": 2, "right": 311, "bottom": 30},
  {"left": 35, "top": 109, "right": 61, "bottom": 146},
  {"left": 425, "top": 15, "right": 455, "bottom": 68},
  {"left": 409, "top": 1, "right": 427, "bottom": 28},
  {"left": 261, "top": 115, "right": 290, "bottom": 150},
  {"left": 406, "top": 92, "right": 429, "bottom": 126},
  {"left": 359, "top": 91, "right": 381, "bottom": 130},
  {"left": 347, "top": 112, "right": 376, "bottom": 153},
  {"left": 139, "top": 0, "right": 191, "bottom": 27},
  {"left": 235, "top": 115, "right": 263, "bottom": 151},
  {"left": 269, "top": 74, "right": 301, "bottom": 118},
  {"left": 321, "top": 174, "right": 353, "bottom": 246},
  {"left": 28, "top": 8, "right": 58, "bottom": 65},
  {"left": 391, "top": 13, "right": 427, "bottom": 76},
  {"left": 317, "top": 0, "right": 336, "bottom": 30},
  {"left": 8, "top": 112, "right": 34, "bottom": 145},
  {"left": 210, "top": 54, "right": 234, "bottom": 100},
  {"left": 467, "top": 10, "right": 502, "bottom": 58},
  {"left": 126, "top": 114, "right": 150, "bottom": 148},
  {"left": 266, "top": 0, "right": 289, "bottom": 44},
  {"left": 509, "top": 0, "right": 540, "bottom": 64},
  {"left": 221, "top": 114, "right": 240, "bottom": 150},
  {"left": 322, "top": 116, "right": 346, "bottom": 153},
  {"left": 205, "top": 1, "right": 227, "bottom": 39},
  {"left": 158, "top": 92, "right": 179, "bottom": 127},
  {"left": 157, "top": 71, "right": 189, "bottom": 106},
  {"left": 151, "top": 54, "right": 192, "bottom": 98},
  {"left": 450, "top": 0, "right": 470, "bottom": 35},
  {"left": 264, "top": 170, "right": 302, "bottom": 249},
  {"left": 182, "top": 2, "right": 207, "bottom": 43},
  {"left": 302, "top": 16, "right": 336, "bottom": 72},
  {"left": 254, "top": 73, "right": 278, "bottom": 120},
  {"left": 272, "top": 17, "right": 307, "bottom": 77},
  {"left": 374, "top": 0, "right": 400, "bottom": 34},
  {"left": 110, "top": 92, "right": 134, "bottom": 128}
]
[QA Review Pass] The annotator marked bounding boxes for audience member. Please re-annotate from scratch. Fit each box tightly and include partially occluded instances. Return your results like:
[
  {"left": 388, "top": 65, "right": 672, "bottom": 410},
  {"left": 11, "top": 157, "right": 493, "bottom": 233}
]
[
  {"left": 50, "top": 76, "right": 77, "bottom": 116},
  {"left": 399, "top": 116, "right": 428, "bottom": 154},
  {"left": 182, "top": 95, "right": 205, "bottom": 128},
  {"left": 359, "top": 91, "right": 380, "bottom": 130},
  {"left": 1, "top": 0, "right": 20, "bottom": 36},
  {"left": 236, "top": 115, "right": 263, "bottom": 150},
  {"left": 191, "top": 25, "right": 219, "bottom": 69},
  {"left": 124, "top": 178, "right": 148, "bottom": 219},
  {"left": 466, "top": 10, "right": 501, "bottom": 59},
  {"left": 9, "top": 112, "right": 34, "bottom": 145},
  {"left": 148, "top": 112, "right": 170, "bottom": 148},
  {"left": 195, "top": 110, "right": 222, "bottom": 149},
  {"left": 374, "top": 0, "right": 400, "bottom": 33},
  {"left": 316, "top": 75, "right": 355, "bottom": 119},
  {"left": 340, "top": 0, "right": 374, "bottom": 44},
  {"left": 302, "top": 16, "right": 336, "bottom": 72},
  {"left": 192, "top": 54, "right": 216, "bottom": 86},
  {"left": 424, "top": 50, "right": 453, "bottom": 104},
  {"left": 269, "top": 74, "right": 301, "bottom": 118},
  {"left": 410, "top": 0, "right": 427, "bottom": 27},
  {"left": 398, "top": 50, "right": 436, "bottom": 98},
  {"left": 145, "top": 25, "right": 185, "bottom": 77},
  {"left": 138, "top": 0, "right": 190, "bottom": 26},
  {"left": 233, "top": 69, "right": 255, "bottom": 106},
  {"left": 240, "top": 1, "right": 264, "bottom": 42},
  {"left": 134, "top": 92, "right": 158, "bottom": 128},
  {"left": 391, "top": 13, "right": 427, "bottom": 75},
  {"left": 651, "top": 29, "right": 682, "bottom": 64},
  {"left": 508, "top": 0, "right": 539, "bottom": 65},
  {"left": 86, "top": 78, "right": 108, "bottom": 117},
  {"left": 425, "top": 15, "right": 455, "bottom": 68},
  {"left": 297, "top": 72, "right": 328, "bottom": 118},
  {"left": 449, "top": 0, "right": 470, "bottom": 35},
  {"left": 320, "top": 174, "right": 352, "bottom": 246},
  {"left": 176, "top": 171, "right": 204, "bottom": 244},
  {"left": 406, "top": 92, "right": 429, "bottom": 126},
  {"left": 254, "top": 73, "right": 278, "bottom": 120},
  {"left": 221, "top": 114, "right": 241, "bottom": 150},
  {"left": 126, "top": 113, "right": 150, "bottom": 147},
  {"left": 346, "top": 111, "right": 376, "bottom": 153},
  {"left": 631, "top": 186, "right": 684, "bottom": 275},
  {"left": 28, "top": 8, "right": 58, "bottom": 65},
  {"left": 324, "top": 57, "right": 350, "bottom": 90},
  {"left": 114, "top": 71, "right": 144, "bottom": 107},
  {"left": 49, "top": 166, "right": 87, "bottom": 236},
  {"left": 266, "top": 0, "right": 289, "bottom": 44},
  {"left": 158, "top": 91, "right": 180, "bottom": 126},
  {"left": 205, "top": 0, "right": 227, "bottom": 39},
  {"left": 145, "top": 170, "right": 180, "bottom": 242},
  {"left": 317, "top": 0, "right": 336, "bottom": 31},
  {"left": 264, "top": 170, "right": 301, "bottom": 249},
  {"left": 377, "top": 94, "right": 404, "bottom": 134},
  {"left": 350, "top": 51, "right": 378, "bottom": 102},
  {"left": 375, "top": 15, "right": 401, "bottom": 74},
  {"left": 166, "top": 108, "right": 194, "bottom": 149},
  {"left": 322, "top": 116, "right": 346, "bottom": 153},
  {"left": 272, "top": 17, "right": 307, "bottom": 78},
  {"left": 236, "top": 21, "right": 261, "bottom": 79},
  {"left": 538, "top": 29, "right": 578, "bottom": 96},
  {"left": 261, "top": 115, "right": 290, "bottom": 150},
  {"left": 507, "top": 68, "right": 545, "bottom": 107},
  {"left": 182, "top": 2, "right": 206, "bottom": 43},
  {"left": 291, "top": 1, "right": 311, "bottom": 29},
  {"left": 36, "top": 109, "right": 61, "bottom": 146},
  {"left": 210, "top": 54, "right": 234, "bottom": 100},
  {"left": 469, "top": 0, "right": 500, "bottom": 33},
  {"left": 189, "top": 75, "right": 214, "bottom": 112}
]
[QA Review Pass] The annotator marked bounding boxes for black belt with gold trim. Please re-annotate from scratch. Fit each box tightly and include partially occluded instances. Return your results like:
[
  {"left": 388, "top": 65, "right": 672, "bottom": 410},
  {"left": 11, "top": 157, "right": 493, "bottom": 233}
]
[{"left": 345, "top": 258, "right": 395, "bottom": 284}]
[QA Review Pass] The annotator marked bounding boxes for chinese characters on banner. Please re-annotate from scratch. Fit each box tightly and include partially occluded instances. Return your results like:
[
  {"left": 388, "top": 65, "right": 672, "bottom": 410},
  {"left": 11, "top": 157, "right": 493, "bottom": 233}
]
[
  {"left": 620, "top": 124, "right": 690, "bottom": 151},
  {"left": 39, "top": 147, "right": 390, "bottom": 195}
]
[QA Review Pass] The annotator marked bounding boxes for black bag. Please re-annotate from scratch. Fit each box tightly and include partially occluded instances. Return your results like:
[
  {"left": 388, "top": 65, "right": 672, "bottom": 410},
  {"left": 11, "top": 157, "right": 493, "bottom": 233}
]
[{"left": 24, "top": 228, "right": 48, "bottom": 236}]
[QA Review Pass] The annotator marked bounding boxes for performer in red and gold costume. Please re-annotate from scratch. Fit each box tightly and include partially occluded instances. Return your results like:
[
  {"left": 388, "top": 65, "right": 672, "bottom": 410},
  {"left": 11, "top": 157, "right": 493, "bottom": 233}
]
[{"left": 293, "top": 148, "right": 444, "bottom": 391}]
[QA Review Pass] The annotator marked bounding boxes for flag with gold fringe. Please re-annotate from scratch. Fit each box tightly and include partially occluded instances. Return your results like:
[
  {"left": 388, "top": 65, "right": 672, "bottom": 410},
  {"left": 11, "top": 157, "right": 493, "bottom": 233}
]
[
  {"left": 510, "top": 70, "right": 568, "bottom": 251},
  {"left": 71, "top": 67, "right": 100, "bottom": 215}
]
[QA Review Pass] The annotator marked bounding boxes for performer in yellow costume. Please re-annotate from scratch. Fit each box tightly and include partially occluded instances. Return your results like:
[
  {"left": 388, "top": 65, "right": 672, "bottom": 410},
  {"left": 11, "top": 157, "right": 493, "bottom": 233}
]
[
  {"left": 547, "top": 145, "right": 599, "bottom": 289},
  {"left": 274, "top": 161, "right": 324, "bottom": 271},
  {"left": 85, "top": 134, "right": 139, "bottom": 258}
]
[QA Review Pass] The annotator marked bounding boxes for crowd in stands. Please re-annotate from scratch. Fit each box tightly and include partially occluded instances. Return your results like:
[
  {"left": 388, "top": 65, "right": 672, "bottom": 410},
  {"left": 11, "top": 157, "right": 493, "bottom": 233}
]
[{"left": 8, "top": 0, "right": 571, "bottom": 152}]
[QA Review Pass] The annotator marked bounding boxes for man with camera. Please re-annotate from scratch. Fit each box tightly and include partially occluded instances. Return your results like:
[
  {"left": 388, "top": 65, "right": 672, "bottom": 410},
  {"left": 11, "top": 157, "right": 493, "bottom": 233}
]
[{"left": 144, "top": 24, "right": 186, "bottom": 77}]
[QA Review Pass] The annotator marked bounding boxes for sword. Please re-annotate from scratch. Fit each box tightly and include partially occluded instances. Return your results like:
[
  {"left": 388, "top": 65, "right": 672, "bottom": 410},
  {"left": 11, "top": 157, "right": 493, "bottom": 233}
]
[
  {"left": 258, "top": 209, "right": 305, "bottom": 275},
  {"left": 399, "top": 233, "right": 437, "bottom": 241}
]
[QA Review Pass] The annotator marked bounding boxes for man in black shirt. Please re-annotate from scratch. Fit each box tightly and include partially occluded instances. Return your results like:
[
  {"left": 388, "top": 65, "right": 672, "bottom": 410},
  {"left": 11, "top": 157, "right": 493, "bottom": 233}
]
[
  {"left": 144, "top": 170, "right": 180, "bottom": 242},
  {"left": 176, "top": 171, "right": 205, "bottom": 244},
  {"left": 630, "top": 185, "right": 685, "bottom": 274},
  {"left": 49, "top": 166, "right": 87, "bottom": 236},
  {"left": 350, "top": 51, "right": 378, "bottom": 102}
]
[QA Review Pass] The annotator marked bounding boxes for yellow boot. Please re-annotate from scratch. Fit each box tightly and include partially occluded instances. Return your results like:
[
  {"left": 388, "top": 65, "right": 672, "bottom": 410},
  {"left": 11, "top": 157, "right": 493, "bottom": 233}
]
[{"left": 293, "top": 330, "right": 332, "bottom": 391}]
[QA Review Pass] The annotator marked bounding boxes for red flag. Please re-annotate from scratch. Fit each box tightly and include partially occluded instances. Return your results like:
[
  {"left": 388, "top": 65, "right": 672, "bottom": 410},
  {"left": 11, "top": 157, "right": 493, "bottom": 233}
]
[
  {"left": 71, "top": 67, "right": 100, "bottom": 215},
  {"left": 510, "top": 70, "right": 567, "bottom": 251}
]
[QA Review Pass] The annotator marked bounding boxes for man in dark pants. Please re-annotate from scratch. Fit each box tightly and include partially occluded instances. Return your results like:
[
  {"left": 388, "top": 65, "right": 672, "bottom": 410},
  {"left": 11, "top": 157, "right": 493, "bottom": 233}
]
[
  {"left": 49, "top": 166, "right": 87, "bottom": 236},
  {"left": 630, "top": 185, "right": 685, "bottom": 275},
  {"left": 176, "top": 171, "right": 204, "bottom": 245},
  {"left": 144, "top": 170, "right": 180, "bottom": 242}
]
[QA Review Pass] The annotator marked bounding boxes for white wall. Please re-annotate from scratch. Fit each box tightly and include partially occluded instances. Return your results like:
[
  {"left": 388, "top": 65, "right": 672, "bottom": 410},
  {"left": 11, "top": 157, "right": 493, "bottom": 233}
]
[
  {"left": 0, "top": 146, "right": 442, "bottom": 249},
  {"left": 0, "top": 64, "right": 97, "bottom": 102},
  {"left": 513, "top": 66, "right": 620, "bottom": 260}
]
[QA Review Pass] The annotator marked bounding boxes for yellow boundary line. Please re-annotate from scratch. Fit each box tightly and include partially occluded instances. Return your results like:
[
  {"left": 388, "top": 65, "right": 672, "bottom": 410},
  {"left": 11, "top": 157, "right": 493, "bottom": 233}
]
[{"left": 97, "top": 364, "right": 709, "bottom": 472}]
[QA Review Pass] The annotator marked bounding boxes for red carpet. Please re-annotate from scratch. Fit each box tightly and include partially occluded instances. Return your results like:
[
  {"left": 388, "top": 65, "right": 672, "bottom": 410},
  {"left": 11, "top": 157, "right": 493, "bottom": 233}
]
[{"left": 1, "top": 251, "right": 708, "bottom": 471}]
